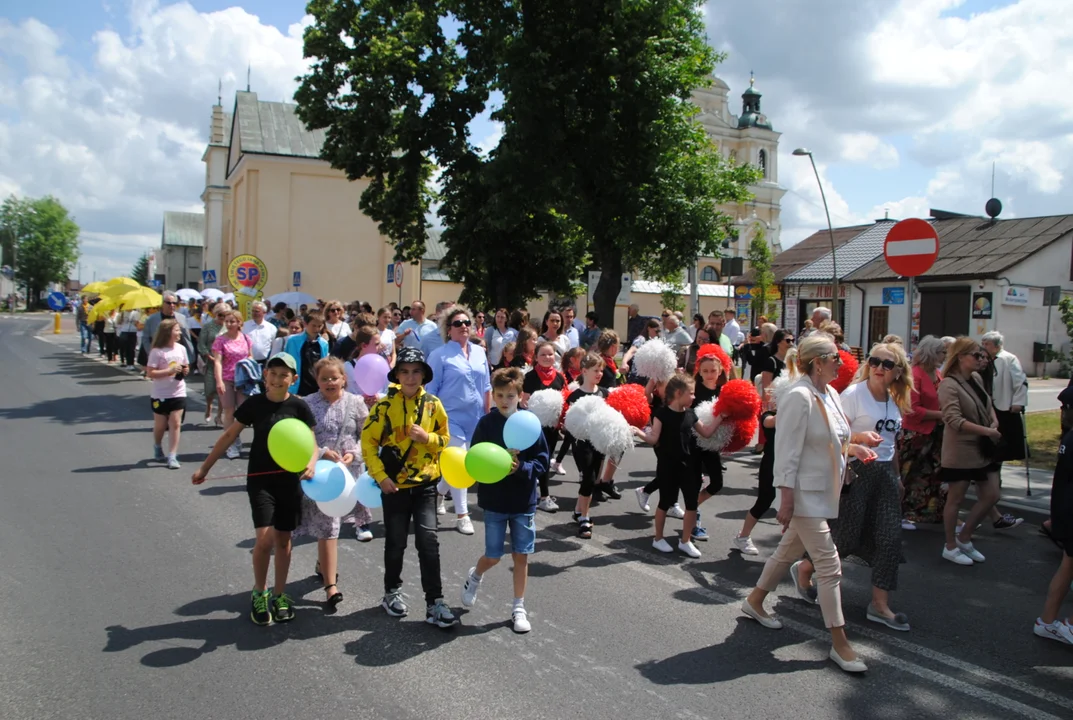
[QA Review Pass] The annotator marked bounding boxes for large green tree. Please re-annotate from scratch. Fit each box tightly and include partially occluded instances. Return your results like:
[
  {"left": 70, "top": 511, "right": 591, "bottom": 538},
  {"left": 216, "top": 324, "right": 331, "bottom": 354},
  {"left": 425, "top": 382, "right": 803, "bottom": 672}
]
[
  {"left": 747, "top": 226, "right": 777, "bottom": 322},
  {"left": 130, "top": 252, "right": 150, "bottom": 286},
  {"left": 0, "top": 195, "right": 80, "bottom": 306},
  {"left": 295, "top": 0, "right": 758, "bottom": 323}
]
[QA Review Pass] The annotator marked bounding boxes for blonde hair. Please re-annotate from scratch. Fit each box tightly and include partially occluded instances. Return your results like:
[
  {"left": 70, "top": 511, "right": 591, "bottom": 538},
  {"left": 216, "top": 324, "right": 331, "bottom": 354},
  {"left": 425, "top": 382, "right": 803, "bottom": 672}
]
[
  {"left": 760, "top": 323, "right": 777, "bottom": 343},
  {"left": 941, "top": 337, "right": 980, "bottom": 378},
  {"left": 853, "top": 342, "right": 914, "bottom": 414},
  {"left": 313, "top": 356, "right": 348, "bottom": 388},
  {"left": 784, "top": 332, "right": 836, "bottom": 380}
]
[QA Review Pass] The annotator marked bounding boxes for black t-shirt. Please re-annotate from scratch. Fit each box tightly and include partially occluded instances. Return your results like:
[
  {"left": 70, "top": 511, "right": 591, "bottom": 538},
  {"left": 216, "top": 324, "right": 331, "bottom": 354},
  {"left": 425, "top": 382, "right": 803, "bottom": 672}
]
[
  {"left": 332, "top": 335, "right": 357, "bottom": 362},
  {"left": 566, "top": 386, "right": 608, "bottom": 405},
  {"left": 299, "top": 338, "right": 322, "bottom": 396},
  {"left": 654, "top": 405, "right": 696, "bottom": 465},
  {"left": 693, "top": 380, "right": 720, "bottom": 406},
  {"left": 234, "top": 393, "right": 317, "bottom": 483},
  {"left": 749, "top": 345, "right": 770, "bottom": 381},
  {"left": 1053, "top": 428, "right": 1073, "bottom": 542},
  {"left": 523, "top": 368, "right": 566, "bottom": 395},
  {"left": 764, "top": 354, "right": 785, "bottom": 380}
]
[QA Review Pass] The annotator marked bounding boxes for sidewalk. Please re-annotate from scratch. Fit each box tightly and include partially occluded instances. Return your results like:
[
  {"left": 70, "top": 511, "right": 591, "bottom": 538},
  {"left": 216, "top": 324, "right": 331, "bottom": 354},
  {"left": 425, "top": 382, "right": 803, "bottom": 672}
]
[{"left": 991, "top": 464, "right": 1052, "bottom": 519}]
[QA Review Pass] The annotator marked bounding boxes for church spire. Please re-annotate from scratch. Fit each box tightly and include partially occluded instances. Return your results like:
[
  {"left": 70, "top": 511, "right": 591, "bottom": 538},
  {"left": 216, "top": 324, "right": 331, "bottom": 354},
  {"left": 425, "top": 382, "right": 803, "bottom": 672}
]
[{"left": 737, "top": 72, "right": 772, "bottom": 130}]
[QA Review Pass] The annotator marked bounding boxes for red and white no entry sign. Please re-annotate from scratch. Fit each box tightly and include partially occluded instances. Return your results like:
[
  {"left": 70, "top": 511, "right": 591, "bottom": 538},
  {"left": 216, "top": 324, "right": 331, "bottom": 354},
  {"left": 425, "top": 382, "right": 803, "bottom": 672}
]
[
  {"left": 884, "top": 218, "right": 939, "bottom": 278},
  {"left": 393, "top": 261, "right": 404, "bottom": 288}
]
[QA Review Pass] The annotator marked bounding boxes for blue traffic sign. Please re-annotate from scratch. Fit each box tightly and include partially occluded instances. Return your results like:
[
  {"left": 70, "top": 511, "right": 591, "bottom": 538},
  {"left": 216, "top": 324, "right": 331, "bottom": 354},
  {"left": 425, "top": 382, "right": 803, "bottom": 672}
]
[
  {"left": 293, "top": 271, "right": 301, "bottom": 287},
  {"left": 202, "top": 269, "right": 217, "bottom": 285},
  {"left": 47, "top": 291, "right": 67, "bottom": 311},
  {"left": 882, "top": 287, "right": 905, "bottom": 305}
]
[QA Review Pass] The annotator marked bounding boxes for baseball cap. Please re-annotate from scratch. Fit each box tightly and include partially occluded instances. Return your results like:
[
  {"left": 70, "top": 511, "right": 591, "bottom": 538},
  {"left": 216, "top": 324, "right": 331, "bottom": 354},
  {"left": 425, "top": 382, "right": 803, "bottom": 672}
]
[{"left": 266, "top": 352, "right": 298, "bottom": 372}]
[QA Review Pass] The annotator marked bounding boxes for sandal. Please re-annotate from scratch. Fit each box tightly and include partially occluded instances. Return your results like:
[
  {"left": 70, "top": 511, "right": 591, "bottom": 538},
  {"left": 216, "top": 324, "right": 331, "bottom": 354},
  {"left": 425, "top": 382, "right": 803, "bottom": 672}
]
[
  {"left": 578, "top": 520, "right": 593, "bottom": 539},
  {"left": 324, "top": 583, "right": 343, "bottom": 608},
  {"left": 314, "top": 561, "right": 340, "bottom": 583}
]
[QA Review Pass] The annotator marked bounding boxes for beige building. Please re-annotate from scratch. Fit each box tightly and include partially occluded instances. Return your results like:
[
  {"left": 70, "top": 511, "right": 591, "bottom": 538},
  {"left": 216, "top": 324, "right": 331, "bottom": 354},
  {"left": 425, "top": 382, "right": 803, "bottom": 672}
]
[{"left": 198, "top": 76, "right": 778, "bottom": 322}]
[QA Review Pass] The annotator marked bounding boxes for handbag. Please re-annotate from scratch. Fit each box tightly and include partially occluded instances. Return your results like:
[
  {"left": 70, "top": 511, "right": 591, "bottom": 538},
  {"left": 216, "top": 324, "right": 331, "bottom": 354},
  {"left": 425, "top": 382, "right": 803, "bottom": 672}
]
[{"left": 378, "top": 393, "right": 426, "bottom": 482}]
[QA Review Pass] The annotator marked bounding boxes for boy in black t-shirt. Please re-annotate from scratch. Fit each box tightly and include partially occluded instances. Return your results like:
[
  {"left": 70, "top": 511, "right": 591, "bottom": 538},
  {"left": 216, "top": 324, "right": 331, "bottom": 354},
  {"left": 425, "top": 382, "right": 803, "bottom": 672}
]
[{"left": 193, "top": 352, "right": 317, "bottom": 626}]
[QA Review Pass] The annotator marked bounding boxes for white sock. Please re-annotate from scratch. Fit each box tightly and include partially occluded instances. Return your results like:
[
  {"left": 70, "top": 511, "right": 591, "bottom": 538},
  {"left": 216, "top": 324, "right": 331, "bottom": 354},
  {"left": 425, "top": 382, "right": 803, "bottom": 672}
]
[{"left": 513, "top": 597, "right": 525, "bottom": 610}]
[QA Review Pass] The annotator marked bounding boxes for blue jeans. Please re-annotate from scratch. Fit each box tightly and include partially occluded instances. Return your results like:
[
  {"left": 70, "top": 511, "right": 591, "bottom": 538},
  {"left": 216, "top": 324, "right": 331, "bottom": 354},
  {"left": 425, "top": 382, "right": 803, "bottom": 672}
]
[
  {"left": 79, "top": 322, "right": 93, "bottom": 353},
  {"left": 482, "top": 511, "right": 536, "bottom": 559}
]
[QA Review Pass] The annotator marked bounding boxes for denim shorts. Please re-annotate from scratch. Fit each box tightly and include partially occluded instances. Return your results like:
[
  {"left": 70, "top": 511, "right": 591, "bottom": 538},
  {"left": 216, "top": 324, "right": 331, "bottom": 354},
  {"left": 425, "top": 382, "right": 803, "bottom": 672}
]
[{"left": 483, "top": 511, "right": 536, "bottom": 559}]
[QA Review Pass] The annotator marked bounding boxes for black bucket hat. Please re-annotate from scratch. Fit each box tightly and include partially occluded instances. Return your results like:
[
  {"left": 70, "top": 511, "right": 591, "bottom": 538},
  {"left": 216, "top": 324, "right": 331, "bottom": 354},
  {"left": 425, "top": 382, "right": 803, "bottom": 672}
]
[{"left": 389, "top": 346, "right": 434, "bottom": 385}]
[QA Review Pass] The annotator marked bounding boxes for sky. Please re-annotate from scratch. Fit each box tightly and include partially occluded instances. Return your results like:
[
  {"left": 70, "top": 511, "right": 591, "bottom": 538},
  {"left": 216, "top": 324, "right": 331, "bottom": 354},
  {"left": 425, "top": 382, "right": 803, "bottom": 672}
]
[{"left": 1, "top": 0, "right": 1071, "bottom": 284}]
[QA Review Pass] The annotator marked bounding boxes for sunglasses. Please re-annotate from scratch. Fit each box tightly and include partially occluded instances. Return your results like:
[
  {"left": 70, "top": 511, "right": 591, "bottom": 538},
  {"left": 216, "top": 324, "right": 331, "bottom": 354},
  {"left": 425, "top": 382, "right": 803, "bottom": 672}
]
[
  {"left": 163, "top": 300, "right": 176, "bottom": 305},
  {"left": 661, "top": 313, "right": 670, "bottom": 318},
  {"left": 971, "top": 351, "right": 987, "bottom": 360},
  {"left": 783, "top": 337, "right": 795, "bottom": 344},
  {"left": 451, "top": 319, "right": 472, "bottom": 328},
  {"left": 817, "top": 352, "right": 843, "bottom": 364},
  {"left": 868, "top": 357, "right": 896, "bottom": 371}
]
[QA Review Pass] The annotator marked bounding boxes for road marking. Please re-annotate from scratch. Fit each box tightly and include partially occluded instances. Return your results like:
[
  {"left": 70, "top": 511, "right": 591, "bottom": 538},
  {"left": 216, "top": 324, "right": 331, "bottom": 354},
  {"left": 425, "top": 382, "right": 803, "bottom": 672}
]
[{"left": 532, "top": 516, "right": 1070, "bottom": 719}]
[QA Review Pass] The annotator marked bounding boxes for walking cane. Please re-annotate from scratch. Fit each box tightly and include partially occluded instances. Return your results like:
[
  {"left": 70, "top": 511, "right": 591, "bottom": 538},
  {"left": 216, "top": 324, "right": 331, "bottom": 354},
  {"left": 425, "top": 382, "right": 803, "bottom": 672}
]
[{"left": 1021, "top": 410, "right": 1031, "bottom": 496}]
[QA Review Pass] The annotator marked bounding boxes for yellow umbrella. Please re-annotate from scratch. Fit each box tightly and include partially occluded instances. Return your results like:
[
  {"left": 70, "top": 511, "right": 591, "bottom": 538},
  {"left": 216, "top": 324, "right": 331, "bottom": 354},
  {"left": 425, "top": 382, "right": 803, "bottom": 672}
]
[
  {"left": 119, "top": 287, "right": 163, "bottom": 310},
  {"left": 98, "top": 283, "right": 143, "bottom": 300},
  {"left": 81, "top": 281, "right": 108, "bottom": 294},
  {"left": 105, "top": 277, "right": 140, "bottom": 288},
  {"left": 87, "top": 296, "right": 121, "bottom": 322}
]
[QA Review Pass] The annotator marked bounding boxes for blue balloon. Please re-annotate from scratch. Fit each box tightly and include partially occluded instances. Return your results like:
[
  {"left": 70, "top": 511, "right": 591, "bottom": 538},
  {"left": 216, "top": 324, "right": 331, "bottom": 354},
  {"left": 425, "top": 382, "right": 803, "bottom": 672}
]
[
  {"left": 302, "top": 460, "right": 347, "bottom": 502},
  {"left": 353, "top": 472, "right": 383, "bottom": 509},
  {"left": 503, "top": 409, "right": 542, "bottom": 451}
]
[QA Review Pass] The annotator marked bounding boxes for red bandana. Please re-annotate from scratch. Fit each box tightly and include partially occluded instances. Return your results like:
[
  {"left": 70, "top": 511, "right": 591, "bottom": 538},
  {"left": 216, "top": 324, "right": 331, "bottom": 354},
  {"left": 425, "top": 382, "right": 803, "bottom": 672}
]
[
  {"left": 535, "top": 364, "right": 559, "bottom": 386},
  {"left": 602, "top": 355, "right": 618, "bottom": 376}
]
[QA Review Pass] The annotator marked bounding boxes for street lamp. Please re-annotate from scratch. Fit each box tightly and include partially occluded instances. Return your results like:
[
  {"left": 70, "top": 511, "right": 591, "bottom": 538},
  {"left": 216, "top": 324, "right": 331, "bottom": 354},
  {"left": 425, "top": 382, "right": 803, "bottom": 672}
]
[{"left": 792, "top": 148, "right": 839, "bottom": 321}]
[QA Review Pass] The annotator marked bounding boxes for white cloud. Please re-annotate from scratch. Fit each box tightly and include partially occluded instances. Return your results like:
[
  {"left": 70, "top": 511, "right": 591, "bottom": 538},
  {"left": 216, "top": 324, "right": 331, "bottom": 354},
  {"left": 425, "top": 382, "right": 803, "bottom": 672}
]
[{"left": 839, "top": 132, "right": 900, "bottom": 169}]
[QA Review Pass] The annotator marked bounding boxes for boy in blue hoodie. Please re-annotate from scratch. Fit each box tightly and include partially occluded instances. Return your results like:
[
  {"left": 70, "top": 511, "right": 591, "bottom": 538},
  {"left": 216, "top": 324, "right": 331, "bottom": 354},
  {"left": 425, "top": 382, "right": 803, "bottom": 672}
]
[{"left": 461, "top": 367, "right": 549, "bottom": 633}]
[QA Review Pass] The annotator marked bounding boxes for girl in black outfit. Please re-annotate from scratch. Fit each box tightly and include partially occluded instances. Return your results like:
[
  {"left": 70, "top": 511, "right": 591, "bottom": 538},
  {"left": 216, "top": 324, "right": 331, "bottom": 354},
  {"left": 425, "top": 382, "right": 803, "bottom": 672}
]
[
  {"left": 523, "top": 342, "right": 567, "bottom": 512},
  {"left": 552, "top": 348, "right": 586, "bottom": 473},
  {"left": 567, "top": 353, "right": 609, "bottom": 539}
]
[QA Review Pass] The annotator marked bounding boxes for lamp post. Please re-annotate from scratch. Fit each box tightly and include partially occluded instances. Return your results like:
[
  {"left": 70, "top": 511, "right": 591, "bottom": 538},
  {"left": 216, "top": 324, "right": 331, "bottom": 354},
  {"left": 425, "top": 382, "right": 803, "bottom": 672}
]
[{"left": 792, "top": 148, "right": 839, "bottom": 321}]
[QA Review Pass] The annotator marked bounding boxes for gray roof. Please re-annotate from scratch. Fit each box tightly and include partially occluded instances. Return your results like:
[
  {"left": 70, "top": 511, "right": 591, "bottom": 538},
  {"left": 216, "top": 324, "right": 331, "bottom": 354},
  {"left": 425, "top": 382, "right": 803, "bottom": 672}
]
[
  {"left": 214, "top": 112, "right": 234, "bottom": 148},
  {"left": 161, "top": 211, "right": 205, "bottom": 248},
  {"left": 231, "top": 91, "right": 327, "bottom": 160},
  {"left": 423, "top": 228, "right": 447, "bottom": 261},
  {"left": 845, "top": 213, "right": 1073, "bottom": 282},
  {"left": 784, "top": 221, "right": 896, "bottom": 282}
]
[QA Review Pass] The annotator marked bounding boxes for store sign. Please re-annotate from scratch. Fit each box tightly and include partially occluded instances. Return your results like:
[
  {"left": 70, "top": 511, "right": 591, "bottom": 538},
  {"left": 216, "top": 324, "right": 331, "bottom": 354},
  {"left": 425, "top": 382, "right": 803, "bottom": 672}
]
[
  {"left": 802, "top": 284, "right": 848, "bottom": 299},
  {"left": 734, "top": 285, "right": 782, "bottom": 301},
  {"left": 1001, "top": 286, "right": 1029, "bottom": 306},
  {"left": 882, "top": 287, "right": 905, "bottom": 305},
  {"left": 972, "top": 291, "right": 993, "bottom": 319}
]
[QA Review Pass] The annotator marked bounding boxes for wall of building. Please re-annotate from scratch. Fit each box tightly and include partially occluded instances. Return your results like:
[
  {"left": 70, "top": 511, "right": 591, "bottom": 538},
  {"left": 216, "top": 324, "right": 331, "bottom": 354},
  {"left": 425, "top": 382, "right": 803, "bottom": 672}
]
[{"left": 162, "top": 245, "right": 203, "bottom": 290}]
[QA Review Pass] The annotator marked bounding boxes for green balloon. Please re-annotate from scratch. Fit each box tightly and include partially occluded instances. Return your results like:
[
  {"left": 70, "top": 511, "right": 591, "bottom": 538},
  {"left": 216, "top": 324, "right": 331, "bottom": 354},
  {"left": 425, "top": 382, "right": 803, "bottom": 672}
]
[
  {"left": 465, "top": 442, "right": 513, "bottom": 484},
  {"left": 267, "top": 418, "right": 316, "bottom": 473}
]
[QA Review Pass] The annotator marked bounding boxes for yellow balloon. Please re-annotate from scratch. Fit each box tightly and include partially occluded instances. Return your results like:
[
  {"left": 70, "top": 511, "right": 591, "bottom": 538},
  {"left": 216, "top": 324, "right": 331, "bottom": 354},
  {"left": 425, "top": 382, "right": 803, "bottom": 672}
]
[{"left": 440, "top": 446, "right": 476, "bottom": 489}]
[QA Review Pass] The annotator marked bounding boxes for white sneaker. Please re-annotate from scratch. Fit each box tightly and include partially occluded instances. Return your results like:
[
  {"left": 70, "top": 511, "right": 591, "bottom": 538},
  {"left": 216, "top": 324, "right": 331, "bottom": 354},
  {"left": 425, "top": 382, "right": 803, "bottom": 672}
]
[
  {"left": 956, "top": 539, "right": 985, "bottom": 563},
  {"left": 225, "top": 443, "right": 240, "bottom": 460},
  {"left": 166, "top": 455, "right": 181, "bottom": 470},
  {"left": 456, "top": 516, "right": 475, "bottom": 535},
  {"left": 652, "top": 538, "right": 674, "bottom": 553},
  {"left": 901, "top": 520, "right": 916, "bottom": 530},
  {"left": 667, "top": 503, "right": 685, "bottom": 519},
  {"left": 436, "top": 495, "right": 446, "bottom": 515},
  {"left": 512, "top": 607, "right": 532, "bottom": 633},
  {"left": 1034, "top": 618, "right": 1073, "bottom": 644},
  {"left": 537, "top": 496, "right": 559, "bottom": 513},
  {"left": 678, "top": 540, "right": 701, "bottom": 558},
  {"left": 354, "top": 525, "right": 373, "bottom": 542},
  {"left": 942, "top": 546, "right": 974, "bottom": 565},
  {"left": 550, "top": 460, "right": 566, "bottom": 476},
  {"left": 461, "top": 568, "right": 482, "bottom": 608},
  {"left": 731, "top": 534, "right": 759, "bottom": 555},
  {"left": 635, "top": 487, "right": 651, "bottom": 512}
]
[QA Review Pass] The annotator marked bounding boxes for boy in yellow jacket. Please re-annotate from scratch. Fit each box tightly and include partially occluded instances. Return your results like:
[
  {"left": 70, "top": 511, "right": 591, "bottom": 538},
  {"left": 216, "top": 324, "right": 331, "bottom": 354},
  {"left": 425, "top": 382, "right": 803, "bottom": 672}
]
[{"left": 361, "top": 347, "right": 457, "bottom": 627}]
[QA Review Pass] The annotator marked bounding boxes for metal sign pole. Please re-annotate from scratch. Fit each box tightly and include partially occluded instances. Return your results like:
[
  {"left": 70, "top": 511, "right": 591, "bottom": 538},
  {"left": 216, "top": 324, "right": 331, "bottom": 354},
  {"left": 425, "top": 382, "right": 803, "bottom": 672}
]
[{"left": 906, "top": 276, "right": 914, "bottom": 348}]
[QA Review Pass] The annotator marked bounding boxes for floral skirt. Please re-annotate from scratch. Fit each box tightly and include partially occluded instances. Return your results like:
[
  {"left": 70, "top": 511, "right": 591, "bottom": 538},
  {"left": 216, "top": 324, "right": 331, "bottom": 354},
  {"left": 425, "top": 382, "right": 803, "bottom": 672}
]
[
  {"left": 897, "top": 426, "right": 946, "bottom": 524},
  {"left": 293, "top": 496, "right": 373, "bottom": 540}
]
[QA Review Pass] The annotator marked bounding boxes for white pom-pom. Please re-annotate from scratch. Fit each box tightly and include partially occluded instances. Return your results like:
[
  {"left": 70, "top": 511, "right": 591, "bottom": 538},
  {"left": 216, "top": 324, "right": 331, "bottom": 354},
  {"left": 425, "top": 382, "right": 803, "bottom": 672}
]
[
  {"left": 527, "top": 388, "right": 564, "bottom": 428},
  {"left": 769, "top": 374, "right": 793, "bottom": 411},
  {"left": 693, "top": 399, "right": 732, "bottom": 452},
  {"left": 586, "top": 405, "right": 634, "bottom": 459},
  {"left": 564, "top": 395, "right": 606, "bottom": 441},
  {"left": 632, "top": 338, "right": 677, "bottom": 383}
]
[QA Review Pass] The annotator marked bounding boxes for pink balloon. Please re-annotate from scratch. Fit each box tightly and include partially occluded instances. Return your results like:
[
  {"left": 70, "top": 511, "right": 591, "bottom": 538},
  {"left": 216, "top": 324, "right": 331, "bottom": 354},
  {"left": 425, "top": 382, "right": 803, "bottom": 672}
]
[{"left": 354, "top": 353, "right": 390, "bottom": 395}]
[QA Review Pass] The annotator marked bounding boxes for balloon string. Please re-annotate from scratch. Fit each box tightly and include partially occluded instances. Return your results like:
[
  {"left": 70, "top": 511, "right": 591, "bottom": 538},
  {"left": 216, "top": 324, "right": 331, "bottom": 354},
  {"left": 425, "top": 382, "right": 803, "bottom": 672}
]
[{"left": 202, "top": 469, "right": 294, "bottom": 482}]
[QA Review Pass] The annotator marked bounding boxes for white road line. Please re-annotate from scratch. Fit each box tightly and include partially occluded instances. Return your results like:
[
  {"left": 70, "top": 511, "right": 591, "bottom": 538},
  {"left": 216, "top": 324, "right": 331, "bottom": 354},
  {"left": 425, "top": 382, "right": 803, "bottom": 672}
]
[
  {"left": 533, "top": 517, "right": 1070, "bottom": 719},
  {"left": 886, "top": 238, "right": 938, "bottom": 256}
]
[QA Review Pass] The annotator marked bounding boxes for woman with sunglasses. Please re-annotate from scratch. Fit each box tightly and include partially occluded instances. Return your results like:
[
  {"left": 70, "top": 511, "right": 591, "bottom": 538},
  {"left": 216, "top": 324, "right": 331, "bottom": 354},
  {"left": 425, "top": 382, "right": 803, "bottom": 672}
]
[
  {"left": 426, "top": 307, "right": 492, "bottom": 535},
  {"left": 741, "top": 332, "right": 876, "bottom": 674},
  {"left": 794, "top": 342, "right": 913, "bottom": 632},
  {"left": 936, "top": 337, "right": 1003, "bottom": 566},
  {"left": 323, "top": 300, "right": 350, "bottom": 348},
  {"left": 760, "top": 329, "right": 793, "bottom": 400},
  {"left": 196, "top": 303, "right": 229, "bottom": 427},
  {"left": 472, "top": 311, "right": 487, "bottom": 340}
]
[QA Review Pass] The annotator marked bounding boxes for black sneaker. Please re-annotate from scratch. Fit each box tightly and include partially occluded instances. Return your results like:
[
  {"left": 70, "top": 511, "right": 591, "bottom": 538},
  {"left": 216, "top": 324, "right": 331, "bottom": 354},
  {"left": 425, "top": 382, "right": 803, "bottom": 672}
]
[
  {"left": 382, "top": 590, "right": 408, "bottom": 617},
  {"left": 250, "top": 590, "right": 271, "bottom": 626},
  {"left": 270, "top": 592, "right": 295, "bottom": 623},
  {"left": 993, "top": 514, "right": 1024, "bottom": 530},
  {"left": 603, "top": 484, "right": 622, "bottom": 500}
]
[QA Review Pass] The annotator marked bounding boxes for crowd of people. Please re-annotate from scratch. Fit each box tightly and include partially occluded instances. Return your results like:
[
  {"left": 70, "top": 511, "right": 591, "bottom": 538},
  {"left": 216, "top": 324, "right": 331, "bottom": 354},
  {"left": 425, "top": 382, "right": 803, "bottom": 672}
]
[{"left": 72, "top": 290, "right": 1071, "bottom": 672}]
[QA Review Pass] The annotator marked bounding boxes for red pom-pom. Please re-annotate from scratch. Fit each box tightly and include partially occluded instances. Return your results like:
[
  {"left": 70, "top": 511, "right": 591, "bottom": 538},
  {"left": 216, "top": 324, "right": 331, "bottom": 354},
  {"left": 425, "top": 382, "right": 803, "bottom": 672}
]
[
  {"left": 696, "top": 343, "right": 732, "bottom": 372},
  {"left": 607, "top": 383, "right": 651, "bottom": 429},
  {"left": 714, "top": 378, "right": 761, "bottom": 421},
  {"left": 724, "top": 415, "right": 759, "bottom": 454},
  {"left": 831, "top": 350, "right": 859, "bottom": 393}
]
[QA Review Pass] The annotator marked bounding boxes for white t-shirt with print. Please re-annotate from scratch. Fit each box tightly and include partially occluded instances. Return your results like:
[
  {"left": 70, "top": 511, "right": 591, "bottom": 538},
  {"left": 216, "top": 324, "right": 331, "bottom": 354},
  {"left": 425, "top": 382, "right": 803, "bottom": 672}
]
[{"left": 839, "top": 382, "right": 902, "bottom": 462}]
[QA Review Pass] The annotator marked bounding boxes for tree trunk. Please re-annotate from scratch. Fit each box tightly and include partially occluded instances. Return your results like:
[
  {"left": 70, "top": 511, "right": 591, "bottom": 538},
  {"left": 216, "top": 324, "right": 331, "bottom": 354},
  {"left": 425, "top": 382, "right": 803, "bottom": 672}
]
[{"left": 592, "top": 245, "right": 623, "bottom": 336}]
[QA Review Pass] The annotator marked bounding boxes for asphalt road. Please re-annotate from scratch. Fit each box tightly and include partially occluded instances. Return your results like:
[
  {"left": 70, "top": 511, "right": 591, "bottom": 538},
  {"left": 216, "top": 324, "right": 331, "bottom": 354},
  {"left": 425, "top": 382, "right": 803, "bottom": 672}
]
[{"left": 2, "top": 315, "right": 1072, "bottom": 720}]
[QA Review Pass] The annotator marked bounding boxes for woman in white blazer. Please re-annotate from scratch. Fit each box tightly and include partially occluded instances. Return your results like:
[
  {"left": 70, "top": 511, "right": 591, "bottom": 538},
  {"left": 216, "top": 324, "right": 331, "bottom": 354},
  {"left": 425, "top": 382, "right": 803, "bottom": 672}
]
[{"left": 741, "top": 332, "right": 878, "bottom": 674}]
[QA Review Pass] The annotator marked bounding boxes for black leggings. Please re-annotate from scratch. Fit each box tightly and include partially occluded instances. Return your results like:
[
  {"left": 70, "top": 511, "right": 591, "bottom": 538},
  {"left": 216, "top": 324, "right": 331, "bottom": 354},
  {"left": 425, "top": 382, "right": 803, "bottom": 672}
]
[
  {"left": 539, "top": 427, "right": 560, "bottom": 497},
  {"left": 748, "top": 444, "right": 776, "bottom": 519},
  {"left": 573, "top": 440, "right": 604, "bottom": 498},
  {"left": 556, "top": 432, "right": 574, "bottom": 463},
  {"left": 645, "top": 451, "right": 722, "bottom": 496},
  {"left": 656, "top": 464, "right": 701, "bottom": 512},
  {"left": 120, "top": 331, "right": 138, "bottom": 366},
  {"left": 104, "top": 332, "right": 118, "bottom": 361}
]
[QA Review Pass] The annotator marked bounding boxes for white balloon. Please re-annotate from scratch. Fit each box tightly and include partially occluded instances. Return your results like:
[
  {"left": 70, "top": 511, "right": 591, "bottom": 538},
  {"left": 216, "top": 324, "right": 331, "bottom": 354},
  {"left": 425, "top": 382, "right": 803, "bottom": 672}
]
[{"left": 317, "top": 464, "right": 357, "bottom": 517}]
